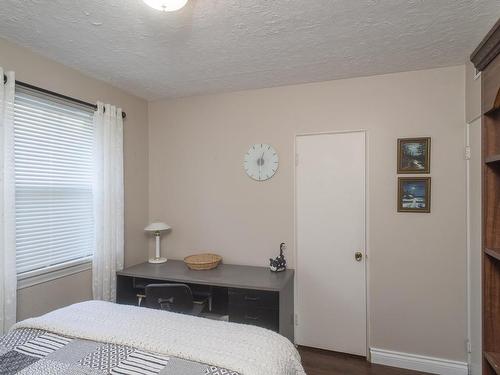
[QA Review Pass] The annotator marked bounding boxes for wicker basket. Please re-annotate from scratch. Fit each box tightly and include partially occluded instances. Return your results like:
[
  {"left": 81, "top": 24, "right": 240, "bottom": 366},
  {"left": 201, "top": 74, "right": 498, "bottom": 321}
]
[{"left": 184, "top": 253, "right": 222, "bottom": 270}]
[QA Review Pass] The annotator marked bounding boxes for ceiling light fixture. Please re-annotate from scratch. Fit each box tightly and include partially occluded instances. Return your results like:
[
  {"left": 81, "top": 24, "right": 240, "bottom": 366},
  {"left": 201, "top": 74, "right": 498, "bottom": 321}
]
[{"left": 142, "top": 0, "right": 188, "bottom": 12}]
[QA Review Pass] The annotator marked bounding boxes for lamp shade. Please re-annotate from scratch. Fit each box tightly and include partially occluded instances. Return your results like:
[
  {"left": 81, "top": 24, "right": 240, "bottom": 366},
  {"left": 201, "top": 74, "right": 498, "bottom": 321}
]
[{"left": 144, "top": 222, "right": 171, "bottom": 232}]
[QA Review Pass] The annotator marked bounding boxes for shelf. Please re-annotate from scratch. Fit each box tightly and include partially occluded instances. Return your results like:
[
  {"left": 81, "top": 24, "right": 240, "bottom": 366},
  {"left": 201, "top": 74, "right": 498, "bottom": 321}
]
[
  {"left": 485, "top": 85, "right": 500, "bottom": 118},
  {"left": 485, "top": 248, "right": 500, "bottom": 261},
  {"left": 485, "top": 352, "right": 500, "bottom": 374},
  {"left": 485, "top": 154, "right": 500, "bottom": 164},
  {"left": 485, "top": 106, "right": 500, "bottom": 119}
]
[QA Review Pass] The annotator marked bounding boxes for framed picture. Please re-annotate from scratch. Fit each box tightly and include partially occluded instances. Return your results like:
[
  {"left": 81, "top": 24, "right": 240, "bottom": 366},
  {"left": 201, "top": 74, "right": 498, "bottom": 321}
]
[
  {"left": 398, "top": 177, "right": 431, "bottom": 213},
  {"left": 397, "top": 137, "right": 431, "bottom": 173}
]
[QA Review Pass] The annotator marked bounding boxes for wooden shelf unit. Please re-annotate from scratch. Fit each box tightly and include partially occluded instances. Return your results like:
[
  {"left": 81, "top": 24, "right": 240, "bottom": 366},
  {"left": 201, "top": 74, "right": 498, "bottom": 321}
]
[
  {"left": 485, "top": 352, "right": 500, "bottom": 375},
  {"left": 485, "top": 154, "right": 500, "bottom": 164},
  {"left": 485, "top": 248, "right": 500, "bottom": 262},
  {"left": 485, "top": 106, "right": 500, "bottom": 119},
  {"left": 471, "top": 18, "right": 500, "bottom": 375}
]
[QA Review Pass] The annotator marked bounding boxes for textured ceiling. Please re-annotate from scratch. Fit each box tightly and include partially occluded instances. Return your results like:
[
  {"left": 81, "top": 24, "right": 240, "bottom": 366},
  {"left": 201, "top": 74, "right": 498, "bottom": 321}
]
[{"left": 0, "top": 0, "right": 499, "bottom": 100}]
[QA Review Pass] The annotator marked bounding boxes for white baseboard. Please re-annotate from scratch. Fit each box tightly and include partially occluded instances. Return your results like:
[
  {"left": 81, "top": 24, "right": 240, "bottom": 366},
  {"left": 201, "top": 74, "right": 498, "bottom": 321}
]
[{"left": 370, "top": 348, "right": 468, "bottom": 375}]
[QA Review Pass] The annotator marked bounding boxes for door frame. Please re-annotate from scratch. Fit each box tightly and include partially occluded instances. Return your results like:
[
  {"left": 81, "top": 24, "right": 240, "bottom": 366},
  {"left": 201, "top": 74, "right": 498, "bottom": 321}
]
[
  {"left": 292, "top": 129, "right": 370, "bottom": 358},
  {"left": 466, "top": 117, "right": 482, "bottom": 374}
]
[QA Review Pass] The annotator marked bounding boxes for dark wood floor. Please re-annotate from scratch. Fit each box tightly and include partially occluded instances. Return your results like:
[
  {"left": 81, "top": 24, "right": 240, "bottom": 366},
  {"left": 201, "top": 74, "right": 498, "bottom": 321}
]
[{"left": 298, "top": 346, "right": 431, "bottom": 375}]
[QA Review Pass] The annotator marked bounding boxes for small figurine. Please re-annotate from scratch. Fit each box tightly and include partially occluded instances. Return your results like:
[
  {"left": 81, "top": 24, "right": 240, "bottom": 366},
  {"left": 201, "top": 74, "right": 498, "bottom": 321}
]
[{"left": 269, "top": 243, "right": 287, "bottom": 272}]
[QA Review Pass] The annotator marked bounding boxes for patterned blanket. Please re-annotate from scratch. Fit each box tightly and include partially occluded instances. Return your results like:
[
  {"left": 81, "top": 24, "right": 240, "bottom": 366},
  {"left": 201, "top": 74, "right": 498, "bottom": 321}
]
[
  {"left": 9, "top": 301, "right": 304, "bottom": 375},
  {"left": 0, "top": 327, "right": 240, "bottom": 375}
]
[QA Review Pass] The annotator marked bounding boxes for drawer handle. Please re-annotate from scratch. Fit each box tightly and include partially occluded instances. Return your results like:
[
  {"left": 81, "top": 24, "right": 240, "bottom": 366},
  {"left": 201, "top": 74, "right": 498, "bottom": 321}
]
[
  {"left": 245, "top": 314, "right": 260, "bottom": 320},
  {"left": 244, "top": 296, "right": 260, "bottom": 301}
]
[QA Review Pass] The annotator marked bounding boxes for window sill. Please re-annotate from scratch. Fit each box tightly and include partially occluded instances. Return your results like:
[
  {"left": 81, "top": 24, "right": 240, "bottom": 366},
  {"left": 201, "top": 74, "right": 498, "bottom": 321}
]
[{"left": 17, "top": 257, "right": 93, "bottom": 290}]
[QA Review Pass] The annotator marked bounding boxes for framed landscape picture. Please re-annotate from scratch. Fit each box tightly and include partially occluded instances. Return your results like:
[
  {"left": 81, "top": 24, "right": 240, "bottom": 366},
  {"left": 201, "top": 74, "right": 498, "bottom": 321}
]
[
  {"left": 398, "top": 177, "right": 431, "bottom": 213},
  {"left": 397, "top": 137, "right": 430, "bottom": 173}
]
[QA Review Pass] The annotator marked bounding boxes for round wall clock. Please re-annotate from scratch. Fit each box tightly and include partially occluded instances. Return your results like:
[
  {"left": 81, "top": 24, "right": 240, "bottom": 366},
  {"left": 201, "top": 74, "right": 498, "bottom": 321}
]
[{"left": 244, "top": 143, "right": 279, "bottom": 181}]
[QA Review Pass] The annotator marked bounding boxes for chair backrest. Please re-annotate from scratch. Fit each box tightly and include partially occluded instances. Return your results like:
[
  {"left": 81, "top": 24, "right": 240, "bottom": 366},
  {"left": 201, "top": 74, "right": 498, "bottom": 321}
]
[{"left": 144, "top": 283, "right": 194, "bottom": 313}]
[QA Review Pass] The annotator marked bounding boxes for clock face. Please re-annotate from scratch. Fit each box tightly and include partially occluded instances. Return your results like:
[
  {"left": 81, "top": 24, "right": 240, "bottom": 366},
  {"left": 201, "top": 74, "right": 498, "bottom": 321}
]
[{"left": 244, "top": 143, "right": 279, "bottom": 181}]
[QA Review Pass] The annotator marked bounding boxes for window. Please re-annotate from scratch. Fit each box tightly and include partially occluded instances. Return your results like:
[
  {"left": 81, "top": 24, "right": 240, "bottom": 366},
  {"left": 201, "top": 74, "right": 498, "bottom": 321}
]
[{"left": 14, "top": 86, "right": 95, "bottom": 278}]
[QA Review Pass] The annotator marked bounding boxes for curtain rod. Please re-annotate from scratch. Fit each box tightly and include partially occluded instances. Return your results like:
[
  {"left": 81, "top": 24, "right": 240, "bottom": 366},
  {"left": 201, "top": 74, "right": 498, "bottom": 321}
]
[{"left": 3, "top": 74, "right": 126, "bottom": 119}]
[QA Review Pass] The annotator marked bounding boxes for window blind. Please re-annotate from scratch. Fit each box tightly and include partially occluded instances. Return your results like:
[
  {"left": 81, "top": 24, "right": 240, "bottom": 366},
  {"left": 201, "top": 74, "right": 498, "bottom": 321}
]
[{"left": 14, "top": 87, "right": 95, "bottom": 276}]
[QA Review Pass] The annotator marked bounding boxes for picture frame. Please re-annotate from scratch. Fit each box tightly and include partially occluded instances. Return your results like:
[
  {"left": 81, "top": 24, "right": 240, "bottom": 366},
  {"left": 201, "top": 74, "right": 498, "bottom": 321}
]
[
  {"left": 397, "top": 137, "right": 431, "bottom": 174},
  {"left": 398, "top": 177, "right": 431, "bottom": 213}
]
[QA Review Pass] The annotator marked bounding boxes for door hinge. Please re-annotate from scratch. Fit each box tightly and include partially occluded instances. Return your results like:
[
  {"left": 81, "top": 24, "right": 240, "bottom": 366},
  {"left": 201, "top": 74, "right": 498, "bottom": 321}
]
[
  {"left": 466, "top": 339, "right": 472, "bottom": 354},
  {"left": 465, "top": 146, "right": 471, "bottom": 160},
  {"left": 294, "top": 313, "right": 299, "bottom": 326},
  {"left": 295, "top": 153, "right": 299, "bottom": 166}
]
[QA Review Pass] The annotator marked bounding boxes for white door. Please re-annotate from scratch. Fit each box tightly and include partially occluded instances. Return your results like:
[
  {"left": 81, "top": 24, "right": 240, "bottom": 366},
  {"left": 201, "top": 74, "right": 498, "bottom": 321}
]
[{"left": 296, "top": 131, "right": 366, "bottom": 356}]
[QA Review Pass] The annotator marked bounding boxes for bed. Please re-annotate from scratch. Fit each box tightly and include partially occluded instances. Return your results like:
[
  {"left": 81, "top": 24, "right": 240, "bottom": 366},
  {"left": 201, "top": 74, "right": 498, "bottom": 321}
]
[{"left": 0, "top": 301, "right": 305, "bottom": 375}]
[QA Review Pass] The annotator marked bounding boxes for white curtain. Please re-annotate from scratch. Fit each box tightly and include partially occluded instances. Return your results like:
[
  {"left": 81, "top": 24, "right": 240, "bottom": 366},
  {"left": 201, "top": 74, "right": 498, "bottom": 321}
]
[
  {"left": 92, "top": 102, "right": 124, "bottom": 302},
  {"left": 0, "top": 68, "right": 16, "bottom": 334}
]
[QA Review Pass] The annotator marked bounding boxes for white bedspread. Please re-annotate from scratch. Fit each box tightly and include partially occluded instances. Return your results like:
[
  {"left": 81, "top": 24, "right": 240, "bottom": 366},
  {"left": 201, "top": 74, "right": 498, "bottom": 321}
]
[{"left": 13, "top": 300, "right": 305, "bottom": 375}]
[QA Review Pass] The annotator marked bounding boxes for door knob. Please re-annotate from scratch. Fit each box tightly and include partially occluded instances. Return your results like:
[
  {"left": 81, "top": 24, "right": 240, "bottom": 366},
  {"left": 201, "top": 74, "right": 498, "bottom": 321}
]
[{"left": 355, "top": 251, "right": 363, "bottom": 262}]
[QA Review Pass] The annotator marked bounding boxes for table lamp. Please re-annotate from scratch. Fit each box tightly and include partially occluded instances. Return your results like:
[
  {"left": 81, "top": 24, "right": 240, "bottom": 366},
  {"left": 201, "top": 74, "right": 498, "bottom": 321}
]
[{"left": 145, "top": 222, "right": 171, "bottom": 264}]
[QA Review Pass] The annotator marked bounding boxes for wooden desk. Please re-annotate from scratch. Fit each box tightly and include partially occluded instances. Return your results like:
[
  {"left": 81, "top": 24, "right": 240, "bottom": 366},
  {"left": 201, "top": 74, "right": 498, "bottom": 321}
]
[{"left": 116, "top": 260, "right": 294, "bottom": 341}]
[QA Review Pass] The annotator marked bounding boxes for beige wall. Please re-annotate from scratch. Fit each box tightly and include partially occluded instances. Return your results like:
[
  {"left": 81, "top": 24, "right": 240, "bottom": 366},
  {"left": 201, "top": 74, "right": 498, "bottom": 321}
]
[
  {"left": 16, "top": 271, "right": 92, "bottom": 321},
  {"left": 0, "top": 37, "right": 150, "bottom": 319},
  {"left": 0, "top": 36, "right": 468, "bottom": 361},
  {"left": 149, "top": 66, "right": 467, "bottom": 361}
]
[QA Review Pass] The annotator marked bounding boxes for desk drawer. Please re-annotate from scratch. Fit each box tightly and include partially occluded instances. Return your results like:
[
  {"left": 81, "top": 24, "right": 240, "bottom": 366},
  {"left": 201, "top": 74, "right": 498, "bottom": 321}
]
[
  {"left": 228, "top": 288, "right": 279, "bottom": 310},
  {"left": 229, "top": 305, "right": 279, "bottom": 331}
]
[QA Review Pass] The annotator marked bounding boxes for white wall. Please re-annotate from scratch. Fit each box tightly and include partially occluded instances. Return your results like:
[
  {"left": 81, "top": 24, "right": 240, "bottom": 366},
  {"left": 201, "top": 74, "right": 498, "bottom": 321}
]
[
  {"left": 466, "top": 61, "right": 481, "bottom": 123},
  {"left": 465, "top": 59, "right": 482, "bottom": 374}
]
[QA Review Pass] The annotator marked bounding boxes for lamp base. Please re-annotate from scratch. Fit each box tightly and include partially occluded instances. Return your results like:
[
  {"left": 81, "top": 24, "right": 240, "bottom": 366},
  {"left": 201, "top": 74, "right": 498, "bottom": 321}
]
[{"left": 148, "top": 257, "right": 168, "bottom": 264}]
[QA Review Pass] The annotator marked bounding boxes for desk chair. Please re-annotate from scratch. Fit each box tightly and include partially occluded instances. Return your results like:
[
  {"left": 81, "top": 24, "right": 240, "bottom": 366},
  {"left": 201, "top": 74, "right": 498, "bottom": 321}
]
[{"left": 144, "top": 283, "right": 204, "bottom": 316}]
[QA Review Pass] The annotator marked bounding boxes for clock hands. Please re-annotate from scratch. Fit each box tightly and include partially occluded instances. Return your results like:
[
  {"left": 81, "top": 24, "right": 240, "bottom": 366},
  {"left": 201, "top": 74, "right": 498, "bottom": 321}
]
[
  {"left": 257, "top": 152, "right": 265, "bottom": 166},
  {"left": 258, "top": 152, "right": 264, "bottom": 180}
]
